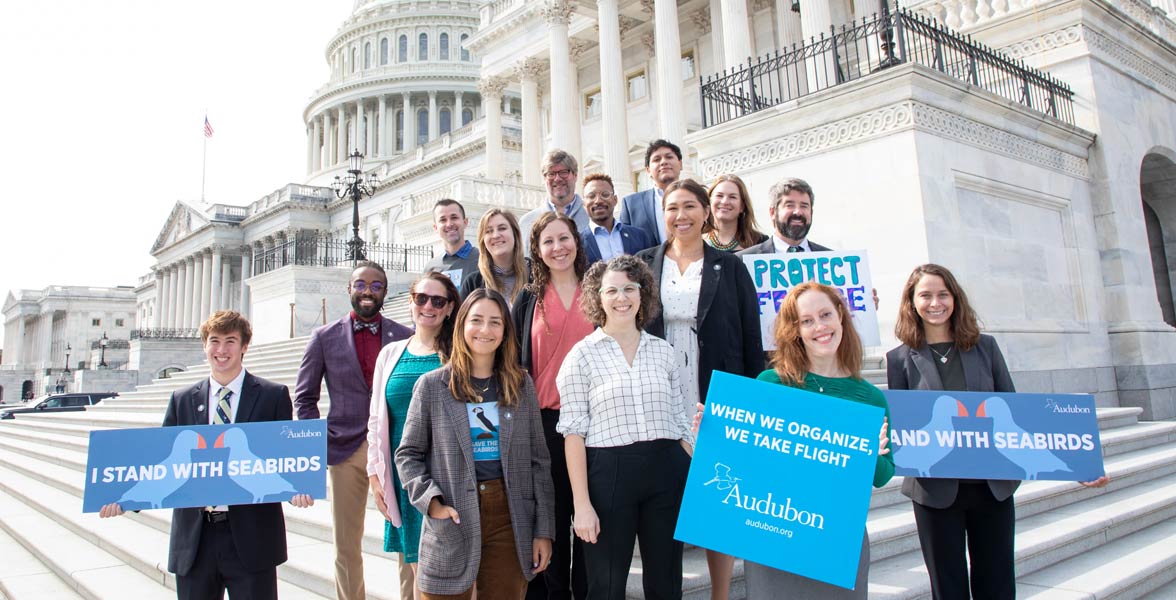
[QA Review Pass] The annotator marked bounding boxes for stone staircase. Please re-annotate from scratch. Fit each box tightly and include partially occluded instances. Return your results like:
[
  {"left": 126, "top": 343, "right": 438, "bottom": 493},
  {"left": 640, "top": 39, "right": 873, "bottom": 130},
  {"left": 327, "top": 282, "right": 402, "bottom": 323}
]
[{"left": 1, "top": 306, "right": 1173, "bottom": 598}]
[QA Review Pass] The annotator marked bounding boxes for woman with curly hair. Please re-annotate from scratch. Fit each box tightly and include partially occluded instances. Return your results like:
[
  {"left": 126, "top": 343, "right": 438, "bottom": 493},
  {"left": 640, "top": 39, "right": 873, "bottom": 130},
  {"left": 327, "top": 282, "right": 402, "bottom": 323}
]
[
  {"left": 511, "top": 210, "right": 593, "bottom": 599},
  {"left": 557, "top": 255, "right": 694, "bottom": 600}
]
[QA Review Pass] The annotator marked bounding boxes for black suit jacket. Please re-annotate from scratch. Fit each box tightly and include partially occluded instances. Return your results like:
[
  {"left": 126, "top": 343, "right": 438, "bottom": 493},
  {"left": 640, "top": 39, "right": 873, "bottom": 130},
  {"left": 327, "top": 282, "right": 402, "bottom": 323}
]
[
  {"left": 637, "top": 243, "right": 764, "bottom": 403},
  {"left": 511, "top": 288, "right": 540, "bottom": 374},
  {"left": 886, "top": 334, "right": 1020, "bottom": 508},
  {"left": 163, "top": 372, "right": 293, "bottom": 575}
]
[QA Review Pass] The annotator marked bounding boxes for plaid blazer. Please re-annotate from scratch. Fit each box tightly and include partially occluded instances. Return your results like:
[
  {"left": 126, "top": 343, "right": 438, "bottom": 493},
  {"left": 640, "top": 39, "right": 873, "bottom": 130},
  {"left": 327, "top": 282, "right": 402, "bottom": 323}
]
[{"left": 395, "top": 366, "right": 555, "bottom": 595}]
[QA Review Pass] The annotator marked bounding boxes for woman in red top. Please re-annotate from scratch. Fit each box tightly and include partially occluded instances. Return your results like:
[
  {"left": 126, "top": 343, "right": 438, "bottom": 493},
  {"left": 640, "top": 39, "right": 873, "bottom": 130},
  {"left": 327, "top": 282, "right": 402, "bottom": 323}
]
[{"left": 511, "top": 211, "right": 594, "bottom": 600}]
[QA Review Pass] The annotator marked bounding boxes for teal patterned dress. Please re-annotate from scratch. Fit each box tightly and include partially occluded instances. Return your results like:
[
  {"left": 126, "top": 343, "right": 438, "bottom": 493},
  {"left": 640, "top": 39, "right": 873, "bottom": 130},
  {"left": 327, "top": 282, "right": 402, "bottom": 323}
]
[{"left": 383, "top": 349, "right": 441, "bottom": 562}]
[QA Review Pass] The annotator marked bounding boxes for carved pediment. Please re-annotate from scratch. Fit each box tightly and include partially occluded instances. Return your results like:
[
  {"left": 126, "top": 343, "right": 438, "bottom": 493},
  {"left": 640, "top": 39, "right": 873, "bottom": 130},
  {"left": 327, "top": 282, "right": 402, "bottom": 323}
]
[{"left": 150, "top": 202, "right": 211, "bottom": 254}]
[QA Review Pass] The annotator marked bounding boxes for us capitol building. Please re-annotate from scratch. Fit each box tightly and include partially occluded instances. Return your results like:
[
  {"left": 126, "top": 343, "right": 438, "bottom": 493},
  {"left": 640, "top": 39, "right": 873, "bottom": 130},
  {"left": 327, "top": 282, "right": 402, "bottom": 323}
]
[{"left": 53, "top": 0, "right": 1176, "bottom": 422}]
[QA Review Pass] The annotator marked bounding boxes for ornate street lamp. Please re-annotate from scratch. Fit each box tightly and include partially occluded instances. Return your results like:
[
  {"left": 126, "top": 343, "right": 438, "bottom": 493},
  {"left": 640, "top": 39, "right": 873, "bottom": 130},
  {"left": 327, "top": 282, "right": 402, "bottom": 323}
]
[
  {"left": 332, "top": 150, "right": 381, "bottom": 261},
  {"left": 64, "top": 343, "right": 71, "bottom": 373},
  {"left": 98, "top": 332, "right": 109, "bottom": 368}
]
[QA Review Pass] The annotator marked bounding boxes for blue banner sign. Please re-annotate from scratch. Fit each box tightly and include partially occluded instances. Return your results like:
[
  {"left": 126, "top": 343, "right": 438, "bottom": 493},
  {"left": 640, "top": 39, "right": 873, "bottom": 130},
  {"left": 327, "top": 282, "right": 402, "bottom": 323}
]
[
  {"left": 82, "top": 419, "right": 328, "bottom": 512},
  {"left": 885, "top": 390, "right": 1105, "bottom": 481},
  {"left": 676, "top": 371, "right": 884, "bottom": 590}
]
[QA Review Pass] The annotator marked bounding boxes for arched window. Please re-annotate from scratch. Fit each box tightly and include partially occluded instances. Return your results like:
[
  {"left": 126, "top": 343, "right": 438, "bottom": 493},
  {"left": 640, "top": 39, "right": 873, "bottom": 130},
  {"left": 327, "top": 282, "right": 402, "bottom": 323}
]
[
  {"left": 350, "top": 47, "right": 357, "bottom": 72},
  {"left": 398, "top": 35, "right": 408, "bottom": 63},
  {"left": 440, "top": 108, "right": 452, "bottom": 134},
  {"left": 364, "top": 42, "right": 371, "bottom": 69},
  {"left": 396, "top": 110, "right": 404, "bottom": 151},
  {"left": 418, "top": 33, "right": 428, "bottom": 60},
  {"left": 440, "top": 33, "right": 450, "bottom": 60},
  {"left": 416, "top": 109, "right": 428, "bottom": 145},
  {"left": 461, "top": 34, "right": 470, "bottom": 61},
  {"left": 462, "top": 108, "right": 474, "bottom": 126},
  {"left": 380, "top": 38, "right": 389, "bottom": 65}
]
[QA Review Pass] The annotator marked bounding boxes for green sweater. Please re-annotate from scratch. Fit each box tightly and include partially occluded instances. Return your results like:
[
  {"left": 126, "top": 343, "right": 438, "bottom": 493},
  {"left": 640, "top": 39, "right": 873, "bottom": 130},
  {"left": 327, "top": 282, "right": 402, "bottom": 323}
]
[{"left": 757, "top": 369, "right": 895, "bottom": 488}]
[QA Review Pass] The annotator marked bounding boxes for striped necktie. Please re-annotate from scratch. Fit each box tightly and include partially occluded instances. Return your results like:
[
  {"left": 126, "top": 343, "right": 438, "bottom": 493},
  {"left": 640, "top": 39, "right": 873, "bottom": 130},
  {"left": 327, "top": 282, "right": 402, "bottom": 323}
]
[{"left": 213, "top": 387, "right": 233, "bottom": 424}]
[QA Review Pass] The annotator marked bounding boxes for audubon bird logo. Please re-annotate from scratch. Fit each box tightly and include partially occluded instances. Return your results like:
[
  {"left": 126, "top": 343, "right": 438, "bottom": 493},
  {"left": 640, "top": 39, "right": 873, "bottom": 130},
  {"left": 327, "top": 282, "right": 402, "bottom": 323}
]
[{"left": 703, "top": 463, "right": 741, "bottom": 491}]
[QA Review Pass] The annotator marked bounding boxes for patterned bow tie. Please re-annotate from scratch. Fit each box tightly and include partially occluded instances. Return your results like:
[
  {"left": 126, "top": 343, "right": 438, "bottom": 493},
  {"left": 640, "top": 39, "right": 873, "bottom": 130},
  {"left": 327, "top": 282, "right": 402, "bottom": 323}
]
[{"left": 353, "top": 320, "right": 379, "bottom": 335}]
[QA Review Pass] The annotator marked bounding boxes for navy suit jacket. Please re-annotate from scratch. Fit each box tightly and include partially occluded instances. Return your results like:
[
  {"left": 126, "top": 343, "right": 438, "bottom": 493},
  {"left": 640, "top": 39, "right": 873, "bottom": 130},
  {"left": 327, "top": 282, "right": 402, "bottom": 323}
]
[
  {"left": 580, "top": 222, "right": 655, "bottom": 264},
  {"left": 164, "top": 372, "right": 292, "bottom": 576},
  {"left": 618, "top": 188, "right": 663, "bottom": 245}
]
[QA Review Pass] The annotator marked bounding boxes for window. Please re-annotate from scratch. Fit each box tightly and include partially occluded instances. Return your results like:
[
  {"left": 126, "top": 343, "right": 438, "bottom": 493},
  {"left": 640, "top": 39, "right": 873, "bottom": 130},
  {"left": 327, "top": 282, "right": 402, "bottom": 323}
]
[
  {"left": 351, "top": 47, "right": 357, "bottom": 72},
  {"left": 681, "top": 50, "right": 696, "bottom": 80},
  {"left": 418, "top": 33, "right": 428, "bottom": 60},
  {"left": 115, "top": 318, "right": 125, "bottom": 327},
  {"left": 396, "top": 110, "right": 404, "bottom": 151},
  {"left": 440, "top": 108, "right": 452, "bottom": 134},
  {"left": 440, "top": 33, "right": 449, "bottom": 60},
  {"left": 92, "top": 318, "right": 101, "bottom": 327},
  {"left": 584, "top": 88, "right": 602, "bottom": 119},
  {"left": 417, "top": 109, "right": 428, "bottom": 145},
  {"left": 398, "top": 35, "right": 408, "bottom": 62},
  {"left": 461, "top": 34, "right": 470, "bottom": 61},
  {"left": 462, "top": 108, "right": 473, "bottom": 126},
  {"left": 364, "top": 42, "right": 371, "bottom": 69},
  {"left": 380, "top": 38, "right": 389, "bottom": 65},
  {"left": 627, "top": 71, "right": 648, "bottom": 102}
]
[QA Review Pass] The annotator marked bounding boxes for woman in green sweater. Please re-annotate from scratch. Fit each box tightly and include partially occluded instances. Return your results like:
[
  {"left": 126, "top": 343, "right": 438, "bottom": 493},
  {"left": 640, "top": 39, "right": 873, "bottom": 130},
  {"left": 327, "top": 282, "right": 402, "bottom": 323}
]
[{"left": 749, "top": 281, "right": 893, "bottom": 599}]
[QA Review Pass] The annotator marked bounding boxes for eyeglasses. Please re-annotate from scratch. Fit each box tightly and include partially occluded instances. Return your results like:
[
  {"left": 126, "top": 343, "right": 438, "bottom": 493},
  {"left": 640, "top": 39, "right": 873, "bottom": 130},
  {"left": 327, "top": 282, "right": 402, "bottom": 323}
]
[
  {"left": 545, "top": 169, "right": 574, "bottom": 180},
  {"left": 352, "top": 281, "right": 385, "bottom": 294},
  {"left": 411, "top": 293, "right": 450, "bottom": 309},
  {"left": 601, "top": 283, "right": 641, "bottom": 299}
]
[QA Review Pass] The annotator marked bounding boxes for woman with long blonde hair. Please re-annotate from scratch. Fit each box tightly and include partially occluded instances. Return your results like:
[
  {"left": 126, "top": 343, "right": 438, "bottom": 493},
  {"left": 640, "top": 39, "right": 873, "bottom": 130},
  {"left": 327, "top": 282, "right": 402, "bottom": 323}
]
[{"left": 460, "top": 208, "right": 529, "bottom": 303}]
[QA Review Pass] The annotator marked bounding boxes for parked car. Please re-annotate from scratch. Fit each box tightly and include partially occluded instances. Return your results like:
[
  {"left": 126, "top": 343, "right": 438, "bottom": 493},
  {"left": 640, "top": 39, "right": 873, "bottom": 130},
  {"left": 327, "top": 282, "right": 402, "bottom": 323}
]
[{"left": 0, "top": 392, "right": 118, "bottom": 420}]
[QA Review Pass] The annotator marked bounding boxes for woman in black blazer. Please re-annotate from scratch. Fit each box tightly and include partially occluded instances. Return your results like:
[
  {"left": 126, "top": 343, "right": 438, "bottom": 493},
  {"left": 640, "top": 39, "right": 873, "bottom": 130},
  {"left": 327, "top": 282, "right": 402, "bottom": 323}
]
[
  {"left": 636, "top": 178, "right": 763, "bottom": 600},
  {"left": 887, "top": 263, "right": 1107, "bottom": 599}
]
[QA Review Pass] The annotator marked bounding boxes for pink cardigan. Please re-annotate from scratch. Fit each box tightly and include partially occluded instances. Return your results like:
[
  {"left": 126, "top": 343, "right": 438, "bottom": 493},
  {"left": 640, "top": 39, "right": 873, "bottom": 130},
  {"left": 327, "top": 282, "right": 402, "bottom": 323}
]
[{"left": 365, "top": 339, "right": 409, "bottom": 527}]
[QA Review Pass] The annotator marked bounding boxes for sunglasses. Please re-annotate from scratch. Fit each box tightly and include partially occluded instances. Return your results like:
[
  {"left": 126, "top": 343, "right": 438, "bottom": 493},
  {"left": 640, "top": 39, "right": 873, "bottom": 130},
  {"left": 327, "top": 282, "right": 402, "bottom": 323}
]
[{"left": 411, "top": 293, "right": 450, "bottom": 309}]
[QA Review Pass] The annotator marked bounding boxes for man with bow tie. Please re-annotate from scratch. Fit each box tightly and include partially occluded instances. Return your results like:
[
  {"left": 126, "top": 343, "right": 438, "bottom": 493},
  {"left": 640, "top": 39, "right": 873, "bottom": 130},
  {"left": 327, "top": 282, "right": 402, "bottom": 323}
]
[{"left": 295, "top": 261, "right": 413, "bottom": 600}]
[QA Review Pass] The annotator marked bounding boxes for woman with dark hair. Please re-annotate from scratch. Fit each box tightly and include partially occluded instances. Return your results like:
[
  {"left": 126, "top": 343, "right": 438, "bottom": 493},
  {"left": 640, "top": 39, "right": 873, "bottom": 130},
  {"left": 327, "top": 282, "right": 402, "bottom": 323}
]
[
  {"left": 887, "top": 263, "right": 1105, "bottom": 599},
  {"left": 461, "top": 208, "right": 529, "bottom": 303},
  {"left": 735, "top": 281, "right": 893, "bottom": 599},
  {"left": 511, "top": 210, "right": 593, "bottom": 599},
  {"left": 395, "top": 288, "right": 555, "bottom": 600},
  {"left": 557, "top": 255, "right": 694, "bottom": 600},
  {"left": 367, "top": 271, "right": 460, "bottom": 599},
  {"left": 705, "top": 174, "right": 767, "bottom": 252}
]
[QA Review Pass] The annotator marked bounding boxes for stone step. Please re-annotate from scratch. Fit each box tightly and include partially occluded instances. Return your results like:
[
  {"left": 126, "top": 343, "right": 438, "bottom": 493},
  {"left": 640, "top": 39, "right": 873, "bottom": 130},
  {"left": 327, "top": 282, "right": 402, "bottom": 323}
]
[
  {"left": 1140, "top": 575, "right": 1176, "bottom": 599},
  {"left": 0, "top": 525, "right": 85, "bottom": 600}
]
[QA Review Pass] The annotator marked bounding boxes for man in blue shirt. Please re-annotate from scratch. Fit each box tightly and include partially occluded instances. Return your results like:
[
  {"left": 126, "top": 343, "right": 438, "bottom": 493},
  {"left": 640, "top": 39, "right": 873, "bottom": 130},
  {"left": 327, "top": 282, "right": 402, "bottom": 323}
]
[
  {"left": 580, "top": 173, "right": 654, "bottom": 263},
  {"left": 519, "top": 149, "right": 592, "bottom": 255},
  {"left": 422, "top": 199, "right": 480, "bottom": 283}
]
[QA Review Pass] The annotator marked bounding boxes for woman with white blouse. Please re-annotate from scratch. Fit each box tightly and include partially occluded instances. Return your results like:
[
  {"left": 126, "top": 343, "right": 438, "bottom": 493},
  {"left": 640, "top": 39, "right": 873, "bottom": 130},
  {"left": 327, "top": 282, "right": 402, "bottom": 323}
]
[{"left": 557, "top": 255, "right": 695, "bottom": 600}]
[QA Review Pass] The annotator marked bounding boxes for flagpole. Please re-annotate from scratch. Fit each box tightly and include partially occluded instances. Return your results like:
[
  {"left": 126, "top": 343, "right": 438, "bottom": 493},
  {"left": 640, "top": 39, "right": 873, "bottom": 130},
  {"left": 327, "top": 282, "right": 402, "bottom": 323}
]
[{"left": 201, "top": 133, "right": 207, "bottom": 204}]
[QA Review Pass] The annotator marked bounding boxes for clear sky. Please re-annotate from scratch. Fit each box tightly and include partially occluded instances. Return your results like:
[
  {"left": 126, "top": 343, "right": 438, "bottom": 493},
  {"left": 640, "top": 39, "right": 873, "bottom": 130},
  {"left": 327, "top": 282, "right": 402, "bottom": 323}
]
[{"left": 0, "top": 1, "right": 353, "bottom": 335}]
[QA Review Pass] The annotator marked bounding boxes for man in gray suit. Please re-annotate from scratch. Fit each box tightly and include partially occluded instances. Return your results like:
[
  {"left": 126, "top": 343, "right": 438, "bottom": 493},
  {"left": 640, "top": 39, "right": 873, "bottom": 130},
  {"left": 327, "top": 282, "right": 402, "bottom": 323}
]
[
  {"left": 519, "top": 150, "right": 591, "bottom": 256},
  {"left": 618, "top": 139, "right": 684, "bottom": 245}
]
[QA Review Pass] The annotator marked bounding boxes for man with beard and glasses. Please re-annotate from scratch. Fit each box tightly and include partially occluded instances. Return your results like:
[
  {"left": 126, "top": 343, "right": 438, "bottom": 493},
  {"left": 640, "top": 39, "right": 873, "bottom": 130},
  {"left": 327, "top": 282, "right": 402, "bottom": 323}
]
[
  {"left": 520, "top": 149, "right": 592, "bottom": 257},
  {"left": 580, "top": 173, "right": 654, "bottom": 264},
  {"left": 295, "top": 261, "right": 413, "bottom": 600},
  {"left": 618, "top": 139, "right": 683, "bottom": 245}
]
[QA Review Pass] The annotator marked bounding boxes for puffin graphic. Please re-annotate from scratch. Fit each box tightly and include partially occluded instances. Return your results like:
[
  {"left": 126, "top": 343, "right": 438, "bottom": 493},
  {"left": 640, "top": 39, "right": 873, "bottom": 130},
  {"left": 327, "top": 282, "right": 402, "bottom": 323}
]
[{"left": 472, "top": 406, "right": 497, "bottom": 439}]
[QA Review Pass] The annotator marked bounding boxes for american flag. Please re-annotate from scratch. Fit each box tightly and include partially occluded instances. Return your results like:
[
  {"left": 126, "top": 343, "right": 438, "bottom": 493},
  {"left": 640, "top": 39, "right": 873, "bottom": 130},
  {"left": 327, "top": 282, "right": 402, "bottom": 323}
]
[{"left": 203, "top": 116, "right": 214, "bottom": 138}]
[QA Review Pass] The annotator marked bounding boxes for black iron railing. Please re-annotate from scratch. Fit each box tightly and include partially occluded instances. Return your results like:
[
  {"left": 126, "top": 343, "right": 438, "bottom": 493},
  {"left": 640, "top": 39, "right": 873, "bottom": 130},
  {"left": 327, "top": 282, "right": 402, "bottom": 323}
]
[
  {"left": 700, "top": 7, "right": 1075, "bottom": 128},
  {"left": 131, "top": 329, "right": 201, "bottom": 340},
  {"left": 253, "top": 234, "right": 434, "bottom": 276}
]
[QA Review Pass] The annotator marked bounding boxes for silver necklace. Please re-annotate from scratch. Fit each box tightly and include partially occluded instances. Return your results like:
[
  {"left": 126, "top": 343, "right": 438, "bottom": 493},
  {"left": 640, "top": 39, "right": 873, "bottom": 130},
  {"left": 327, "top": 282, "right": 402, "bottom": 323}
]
[{"left": 929, "top": 344, "right": 954, "bottom": 364}]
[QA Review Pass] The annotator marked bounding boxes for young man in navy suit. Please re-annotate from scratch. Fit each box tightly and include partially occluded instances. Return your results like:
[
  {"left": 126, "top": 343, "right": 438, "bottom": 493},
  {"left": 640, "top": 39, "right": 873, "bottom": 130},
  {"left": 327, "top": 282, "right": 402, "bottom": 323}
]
[
  {"left": 580, "top": 173, "right": 654, "bottom": 263},
  {"left": 294, "top": 260, "right": 413, "bottom": 600},
  {"left": 100, "top": 310, "right": 313, "bottom": 600},
  {"left": 618, "top": 139, "right": 684, "bottom": 245}
]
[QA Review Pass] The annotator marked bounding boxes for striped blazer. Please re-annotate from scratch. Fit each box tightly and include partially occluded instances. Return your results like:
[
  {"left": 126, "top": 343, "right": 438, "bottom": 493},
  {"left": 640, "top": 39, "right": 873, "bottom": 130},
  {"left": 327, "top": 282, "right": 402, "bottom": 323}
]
[{"left": 395, "top": 367, "right": 555, "bottom": 595}]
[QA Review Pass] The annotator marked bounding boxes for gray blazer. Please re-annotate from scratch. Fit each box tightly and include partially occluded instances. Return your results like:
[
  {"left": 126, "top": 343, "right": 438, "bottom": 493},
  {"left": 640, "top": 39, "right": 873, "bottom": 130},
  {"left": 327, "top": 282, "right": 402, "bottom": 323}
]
[
  {"left": 886, "top": 334, "right": 1020, "bottom": 508},
  {"left": 395, "top": 367, "right": 555, "bottom": 595},
  {"left": 737, "top": 236, "right": 832, "bottom": 256}
]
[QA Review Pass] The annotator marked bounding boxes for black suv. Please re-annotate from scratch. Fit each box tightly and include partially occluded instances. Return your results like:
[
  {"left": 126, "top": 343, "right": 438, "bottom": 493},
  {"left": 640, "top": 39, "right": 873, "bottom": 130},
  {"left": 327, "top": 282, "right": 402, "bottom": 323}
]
[{"left": 0, "top": 392, "right": 118, "bottom": 420}]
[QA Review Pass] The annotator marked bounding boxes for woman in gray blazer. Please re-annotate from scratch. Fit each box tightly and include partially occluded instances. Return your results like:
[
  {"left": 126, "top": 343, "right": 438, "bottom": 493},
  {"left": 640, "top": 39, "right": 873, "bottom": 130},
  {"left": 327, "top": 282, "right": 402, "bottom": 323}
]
[{"left": 396, "top": 288, "right": 556, "bottom": 600}]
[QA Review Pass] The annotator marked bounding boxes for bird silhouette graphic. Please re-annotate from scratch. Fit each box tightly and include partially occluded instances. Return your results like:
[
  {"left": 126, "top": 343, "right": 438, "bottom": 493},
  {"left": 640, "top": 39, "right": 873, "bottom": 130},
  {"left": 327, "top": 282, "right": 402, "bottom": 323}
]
[
  {"left": 472, "top": 406, "right": 497, "bottom": 438},
  {"left": 703, "top": 463, "right": 741, "bottom": 490},
  {"left": 117, "top": 430, "right": 203, "bottom": 509},
  {"left": 982, "top": 396, "right": 1072, "bottom": 480},
  {"left": 221, "top": 428, "right": 297, "bottom": 502},
  {"left": 896, "top": 395, "right": 963, "bottom": 477}
]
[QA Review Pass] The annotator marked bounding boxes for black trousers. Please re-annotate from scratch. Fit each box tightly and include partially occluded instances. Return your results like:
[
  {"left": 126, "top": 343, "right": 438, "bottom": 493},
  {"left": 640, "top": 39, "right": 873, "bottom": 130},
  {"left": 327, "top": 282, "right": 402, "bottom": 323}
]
[
  {"left": 582, "top": 439, "right": 689, "bottom": 600},
  {"left": 526, "top": 409, "right": 586, "bottom": 600},
  {"left": 176, "top": 518, "right": 278, "bottom": 600},
  {"left": 912, "top": 483, "right": 1016, "bottom": 600}
]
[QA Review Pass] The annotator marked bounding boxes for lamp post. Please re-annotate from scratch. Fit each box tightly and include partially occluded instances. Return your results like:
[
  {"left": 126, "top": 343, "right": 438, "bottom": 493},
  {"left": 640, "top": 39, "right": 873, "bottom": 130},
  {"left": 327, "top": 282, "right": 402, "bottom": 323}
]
[
  {"left": 64, "top": 344, "right": 71, "bottom": 374},
  {"left": 98, "top": 332, "right": 109, "bottom": 368},
  {"left": 332, "top": 150, "right": 381, "bottom": 262}
]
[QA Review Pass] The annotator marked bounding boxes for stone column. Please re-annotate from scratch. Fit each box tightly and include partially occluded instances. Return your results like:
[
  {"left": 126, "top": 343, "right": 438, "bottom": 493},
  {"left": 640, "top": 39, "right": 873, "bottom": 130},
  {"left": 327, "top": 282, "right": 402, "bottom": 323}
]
[
  {"left": 220, "top": 255, "right": 233, "bottom": 311},
  {"left": 544, "top": 1, "right": 577, "bottom": 155},
  {"left": 192, "top": 253, "right": 206, "bottom": 326},
  {"left": 153, "top": 270, "right": 165, "bottom": 328},
  {"left": 239, "top": 251, "right": 253, "bottom": 319},
  {"left": 479, "top": 77, "right": 507, "bottom": 180},
  {"left": 654, "top": 0, "right": 687, "bottom": 144},
  {"left": 164, "top": 264, "right": 176, "bottom": 328},
  {"left": 38, "top": 316, "right": 52, "bottom": 367},
  {"left": 336, "top": 105, "right": 347, "bottom": 163},
  {"left": 403, "top": 92, "right": 417, "bottom": 152},
  {"left": 12, "top": 318, "right": 26, "bottom": 364},
  {"left": 455, "top": 91, "right": 464, "bottom": 128},
  {"left": 323, "top": 112, "right": 334, "bottom": 167},
  {"left": 597, "top": 0, "right": 633, "bottom": 197},
  {"left": 312, "top": 116, "right": 323, "bottom": 171},
  {"left": 306, "top": 123, "right": 315, "bottom": 174},
  {"left": 800, "top": 0, "right": 836, "bottom": 89},
  {"left": 377, "top": 95, "right": 387, "bottom": 156},
  {"left": 776, "top": 0, "right": 804, "bottom": 48},
  {"left": 709, "top": 0, "right": 725, "bottom": 67},
  {"left": 516, "top": 58, "right": 544, "bottom": 186},
  {"left": 428, "top": 91, "right": 439, "bottom": 140},
  {"left": 177, "top": 258, "right": 190, "bottom": 331},
  {"left": 354, "top": 99, "right": 365, "bottom": 154},
  {"left": 720, "top": 0, "right": 753, "bottom": 70},
  {"left": 209, "top": 247, "right": 223, "bottom": 314},
  {"left": 203, "top": 251, "right": 215, "bottom": 319}
]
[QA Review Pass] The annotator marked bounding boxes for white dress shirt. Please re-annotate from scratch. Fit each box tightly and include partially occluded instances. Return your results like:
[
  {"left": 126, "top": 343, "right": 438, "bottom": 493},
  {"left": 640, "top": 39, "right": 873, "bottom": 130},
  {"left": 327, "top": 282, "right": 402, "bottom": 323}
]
[
  {"left": 206, "top": 367, "right": 245, "bottom": 512},
  {"left": 771, "top": 235, "right": 812, "bottom": 253},
  {"left": 654, "top": 187, "right": 667, "bottom": 243}
]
